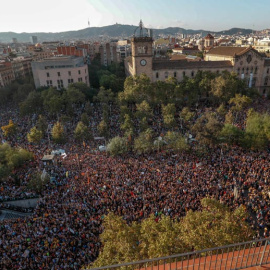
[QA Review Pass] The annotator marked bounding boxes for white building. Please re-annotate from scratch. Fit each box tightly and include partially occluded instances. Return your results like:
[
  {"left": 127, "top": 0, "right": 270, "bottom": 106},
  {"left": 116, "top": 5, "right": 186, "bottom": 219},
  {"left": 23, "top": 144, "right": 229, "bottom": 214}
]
[{"left": 31, "top": 56, "right": 90, "bottom": 89}]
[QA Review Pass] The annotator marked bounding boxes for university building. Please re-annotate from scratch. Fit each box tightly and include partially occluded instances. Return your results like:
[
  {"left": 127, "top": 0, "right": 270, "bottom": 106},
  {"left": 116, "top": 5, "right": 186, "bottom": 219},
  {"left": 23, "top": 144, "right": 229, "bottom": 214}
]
[
  {"left": 31, "top": 56, "right": 90, "bottom": 89},
  {"left": 125, "top": 21, "right": 270, "bottom": 95}
]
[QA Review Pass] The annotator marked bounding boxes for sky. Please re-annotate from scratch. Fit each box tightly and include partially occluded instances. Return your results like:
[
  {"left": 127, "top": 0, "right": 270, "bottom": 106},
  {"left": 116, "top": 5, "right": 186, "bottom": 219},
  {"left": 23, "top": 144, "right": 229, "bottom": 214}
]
[{"left": 1, "top": 0, "right": 270, "bottom": 33}]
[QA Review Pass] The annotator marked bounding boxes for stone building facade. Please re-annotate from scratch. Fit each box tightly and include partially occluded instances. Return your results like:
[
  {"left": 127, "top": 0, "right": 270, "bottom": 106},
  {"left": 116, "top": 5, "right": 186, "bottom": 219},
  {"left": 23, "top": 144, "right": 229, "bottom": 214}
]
[
  {"left": 125, "top": 30, "right": 270, "bottom": 95},
  {"left": 31, "top": 56, "right": 89, "bottom": 89}
]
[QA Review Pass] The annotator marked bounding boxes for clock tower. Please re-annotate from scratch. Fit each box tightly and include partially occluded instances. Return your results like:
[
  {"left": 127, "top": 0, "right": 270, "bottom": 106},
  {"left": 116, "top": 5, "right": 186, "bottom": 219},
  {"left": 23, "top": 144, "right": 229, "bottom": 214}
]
[{"left": 131, "top": 20, "right": 153, "bottom": 79}]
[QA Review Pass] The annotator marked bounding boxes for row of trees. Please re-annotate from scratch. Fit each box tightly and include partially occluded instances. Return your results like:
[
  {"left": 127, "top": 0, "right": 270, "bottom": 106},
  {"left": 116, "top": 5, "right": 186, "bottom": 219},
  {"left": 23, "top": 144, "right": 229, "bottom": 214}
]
[
  {"left": 89, "top": 199, "right": 253, "bottom": 268},
  {"left": 118, "top": 72, "right": 258, "bottom": 108}
]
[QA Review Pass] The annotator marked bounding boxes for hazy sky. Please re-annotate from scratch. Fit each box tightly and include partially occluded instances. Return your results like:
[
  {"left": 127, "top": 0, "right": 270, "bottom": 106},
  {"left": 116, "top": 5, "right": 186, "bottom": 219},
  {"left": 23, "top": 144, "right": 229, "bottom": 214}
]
[{"left": 1, "top": 0, "right": 269, "bottom": 33}]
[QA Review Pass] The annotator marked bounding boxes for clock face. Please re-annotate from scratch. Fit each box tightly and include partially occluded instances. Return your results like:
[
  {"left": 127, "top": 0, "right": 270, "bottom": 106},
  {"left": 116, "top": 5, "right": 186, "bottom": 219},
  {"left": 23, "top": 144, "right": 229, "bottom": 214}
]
[{"left": 140, "top": 59, "right": 147, "bottom": 66}]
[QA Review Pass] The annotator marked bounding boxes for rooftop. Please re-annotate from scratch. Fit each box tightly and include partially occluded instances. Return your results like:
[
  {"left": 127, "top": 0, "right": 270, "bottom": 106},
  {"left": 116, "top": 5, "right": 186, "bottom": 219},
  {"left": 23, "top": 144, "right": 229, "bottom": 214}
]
[{"left": 153, "top": 59, "right": 233, "bottom": 70}]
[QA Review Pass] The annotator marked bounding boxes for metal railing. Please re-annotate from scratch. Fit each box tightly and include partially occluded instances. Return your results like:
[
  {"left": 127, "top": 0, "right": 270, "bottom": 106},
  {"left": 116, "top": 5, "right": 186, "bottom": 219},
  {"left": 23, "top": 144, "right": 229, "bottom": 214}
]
[{"left": 87, "top": 237, "right": 270, "bottom": 270}]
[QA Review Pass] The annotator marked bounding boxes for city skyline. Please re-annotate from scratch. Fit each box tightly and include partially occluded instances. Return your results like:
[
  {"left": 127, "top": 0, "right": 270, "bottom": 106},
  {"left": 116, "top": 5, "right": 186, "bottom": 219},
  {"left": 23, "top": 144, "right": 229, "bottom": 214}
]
[{"left": 1, "top": 0, "right": 270, "bottom": 33}]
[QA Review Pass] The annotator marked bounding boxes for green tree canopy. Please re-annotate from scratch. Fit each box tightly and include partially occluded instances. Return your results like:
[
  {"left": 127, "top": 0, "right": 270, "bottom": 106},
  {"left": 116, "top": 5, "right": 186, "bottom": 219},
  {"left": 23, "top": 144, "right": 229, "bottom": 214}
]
[
  {"left": 51, "top": 121, "right": 65, "bottom": 144},
  {"left": 74, "top": 121, "right": 91, "bottom": 142},
  {"left": 27, "top": 126, "right": 43, "bottom": 143},
  {"left": 107, "top": 136, "right": 128, "bottom": 156}
]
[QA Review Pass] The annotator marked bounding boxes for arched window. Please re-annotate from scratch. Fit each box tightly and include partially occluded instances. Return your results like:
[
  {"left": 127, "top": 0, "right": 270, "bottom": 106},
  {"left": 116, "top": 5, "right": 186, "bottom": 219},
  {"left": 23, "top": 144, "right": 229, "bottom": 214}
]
[
  {"left": 255, "top": 66, "right": 258, "bottom": 74},
  {"left": 246, "top": 67, "right": 249, "bottom": 75}
]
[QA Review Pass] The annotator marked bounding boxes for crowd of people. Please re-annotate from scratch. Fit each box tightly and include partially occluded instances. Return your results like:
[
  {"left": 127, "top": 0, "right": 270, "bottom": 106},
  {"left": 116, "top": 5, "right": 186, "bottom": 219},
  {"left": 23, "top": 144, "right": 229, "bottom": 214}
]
[{"left": 0, "top": 100, "right": 270, "bottom": 269}]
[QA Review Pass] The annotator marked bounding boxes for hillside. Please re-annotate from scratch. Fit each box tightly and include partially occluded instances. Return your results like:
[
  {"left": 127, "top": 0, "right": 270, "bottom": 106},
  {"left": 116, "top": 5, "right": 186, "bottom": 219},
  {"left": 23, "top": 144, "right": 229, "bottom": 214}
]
[{"left": 0, "top": 24, "right": 254, "bottom": 43}]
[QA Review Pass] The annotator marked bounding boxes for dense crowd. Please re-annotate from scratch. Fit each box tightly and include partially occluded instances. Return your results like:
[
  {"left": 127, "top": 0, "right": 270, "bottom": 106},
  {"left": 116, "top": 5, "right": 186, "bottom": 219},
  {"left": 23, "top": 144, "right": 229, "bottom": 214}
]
[{"left": 0, "top": 101, "right": 270, "bottom": 269}]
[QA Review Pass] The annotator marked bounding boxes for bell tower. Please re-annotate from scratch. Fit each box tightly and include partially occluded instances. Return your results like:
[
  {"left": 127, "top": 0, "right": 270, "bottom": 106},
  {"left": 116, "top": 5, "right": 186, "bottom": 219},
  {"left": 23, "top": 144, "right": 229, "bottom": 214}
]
[{"left": 131, "top": 20, "right": 153, "bottom": 79}]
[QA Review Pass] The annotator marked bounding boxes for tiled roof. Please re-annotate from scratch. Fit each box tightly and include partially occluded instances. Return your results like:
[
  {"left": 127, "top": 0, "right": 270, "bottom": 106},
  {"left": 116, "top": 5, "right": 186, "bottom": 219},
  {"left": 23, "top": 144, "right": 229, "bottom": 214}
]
[
  {"left": 207, "top": 46, "right": 250, "bottom": 57},
  {"left": 152, "top": 60, "right": 233, "bottom": 70}
]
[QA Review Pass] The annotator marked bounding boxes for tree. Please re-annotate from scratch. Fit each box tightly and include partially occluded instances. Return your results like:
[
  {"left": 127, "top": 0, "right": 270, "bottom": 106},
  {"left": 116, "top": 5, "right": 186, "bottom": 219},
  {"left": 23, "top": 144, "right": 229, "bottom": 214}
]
[
  {"left": 0, "top": 144, "right": 33, "bottom": 180},
  {"left": 244, "top": 111, "right": 270, "bottom": 149},
  {"left": 98, "top": 120, "right": 109, "bottom": 138},
  {"left": 80, "top": 113, "right": 89, "bottom": 126},
  {"left": 51, "top": 121, "right": 65, "bottom": 143},
  {"left": 229, "top": 94, "right": 252, "bottom": 112},
  {"left": 13, "top": 83, "right": 34, "bottom": 103},
  {"left": 134, "top": 128, "right": 154, "bottom": 154},
  {"left": 120, "top": 114, "right": 134, "bottom": 137},
  {"left": 119, "top": 74, "right": 153, "bottom": 106},
  {"left": 1, "top": 120, "right": 17, "bottom": 137},
  {"left": 219, "top": 124, "right": 244, "bottom": 145},
  {"left": 225, "top": 110, "right": 234, "bottom": 124},
  {"left": 192, "top": 112, "right": 222, "bottom": 146},
  {"left": 42, "top": 87, "right": 65, "bottom": 116},
  {"left": 65, "top": 86, "right": 86, "bottom": 107},
  {"left": 162, "top": 103, "right": 176, "bottom": 129},
  {"left": 135, "top": 100, "right": 153, "bottom": 121},
  {"left": 164, "top": 131, "right": 189, "bottom": 152},
  {"left": 74, "top": 121, "right": 91, "bottom": 142},
  {"left": 107, "top": 136, "right": 128, "bottom": 156},
  {"left": 27, "top": 126, "right": 43, "bottom": 143},
  {"left": 19, "top": 91, "right": 43, "bottom": 115},
  {"left": 216, "top": 103, "right": 227, "bottom": 116},
  {"left": 180, "top": 198, "right": 254, "bottom": 251},
  {"left": 36, "top": 115, "right": 47, "bottom": 135},
  {"left": 140, "top": 215, "right": 185, "bottom": 259},
  {"left": 93, "top": 212, "right": 141, "bottom": 267}
]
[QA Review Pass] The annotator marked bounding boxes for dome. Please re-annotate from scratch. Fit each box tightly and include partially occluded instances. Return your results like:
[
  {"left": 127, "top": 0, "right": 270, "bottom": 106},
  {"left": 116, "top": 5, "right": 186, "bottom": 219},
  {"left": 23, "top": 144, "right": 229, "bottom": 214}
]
[{"left": 35, "top": 43, "right": 42, "bottom": 48}]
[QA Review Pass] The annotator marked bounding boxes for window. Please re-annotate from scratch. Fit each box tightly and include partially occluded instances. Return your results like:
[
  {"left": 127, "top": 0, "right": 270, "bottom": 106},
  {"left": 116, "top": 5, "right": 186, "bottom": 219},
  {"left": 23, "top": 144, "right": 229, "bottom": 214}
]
[
  {"left": 255, "top": 67, "right": 258, "bottom": 74},
  {"left": 68, "top": 79, "right": 74, "bottom": 84},
  {"left": 85, "top": 76, "right": 88, "bottom": 82},
  {"left": 216, "top": 70, "right": 219, "bottom": 75},
  {"left": 46, "top": 72, "right": 50, "bottom": 77},
  {"left": 57, "top": 72, "right": 61, "bottom": 76},
  {"left": 267, "top": 68, "right": 269, "bottom": 74},
  {"left": 183, "top": 71, "right": 186, "bottom": 76},
  {"left": 246, "top": 67, "right": 249, "bottom": 75},
  {"left": 174, "top": 72, "right": 177, "bottom": 78},
  {"left": 191, "top": 71, "right": 194, "bottom": 77},
  {"left": 78, "top": 77, "right": 82, "bottom": 82},
  {"left": 85, "top": 69, "right": 86, "bottom": 74},
  {"left": 78, "top": 70, "right": 81, "bottom": 75},
  {"left": 165, "top": 72, "right": 168, "bottom": 79},
  {"left": 68, "top": 71, "right": 71, "bottom": 76},
  {"left": 265, "top": 77, "right": 268, "bottom": 86},
  {"left": 156, "top": 72, "right": 159, "bottom": 79}
]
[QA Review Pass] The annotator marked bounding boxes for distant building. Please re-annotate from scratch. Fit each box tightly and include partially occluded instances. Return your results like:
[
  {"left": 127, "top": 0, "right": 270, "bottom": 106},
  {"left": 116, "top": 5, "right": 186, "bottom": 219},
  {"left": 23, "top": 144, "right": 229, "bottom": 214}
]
[
  {"left": 12, "top": 38, "right": 18, "bottom": 43},
  {"left": 99, "top": 43, "right": 117, "bottom": 66},
  {"left": 31, "top": 56, "right": 90, "bottom": 89},
  {"left": 56, "top": 46, "right": 87, "bottom": 58},
  {"left": 125, "top": 21, "right": 270, "bottom": 95},
  {"left": 30, "top": 36, "right": 38, "bottom": 44},
  {"left": 0, "top": 63, "right": 15, "bottom": 88}
]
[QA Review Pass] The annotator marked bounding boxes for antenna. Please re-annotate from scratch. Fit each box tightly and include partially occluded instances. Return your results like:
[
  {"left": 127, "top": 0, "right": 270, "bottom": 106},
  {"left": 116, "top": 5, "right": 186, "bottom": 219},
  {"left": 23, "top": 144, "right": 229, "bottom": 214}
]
[{"left": 88, "top": 18, "right": 90, "bottom": 27}]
